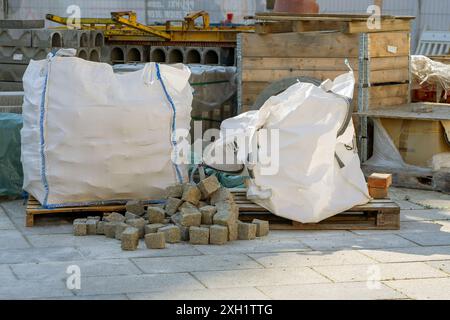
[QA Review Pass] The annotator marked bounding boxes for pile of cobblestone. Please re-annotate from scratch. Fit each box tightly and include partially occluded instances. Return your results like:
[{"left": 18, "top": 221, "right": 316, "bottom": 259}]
[{"left": 73, "top": 175, "right": 269, "bottom": 250}]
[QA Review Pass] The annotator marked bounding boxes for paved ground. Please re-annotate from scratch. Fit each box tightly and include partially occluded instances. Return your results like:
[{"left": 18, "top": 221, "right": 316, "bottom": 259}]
[{"left": 1, "top": 188, "right": 450, "bottom": 300}]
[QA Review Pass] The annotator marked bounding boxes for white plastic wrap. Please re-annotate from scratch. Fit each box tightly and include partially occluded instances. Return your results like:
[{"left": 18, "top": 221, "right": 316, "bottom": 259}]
[
  {"left": 21, "top": 50, "right": 192, "bottom": 208},
  {"left": 411, "top": 55, "right": 450, "bottom": 97}
]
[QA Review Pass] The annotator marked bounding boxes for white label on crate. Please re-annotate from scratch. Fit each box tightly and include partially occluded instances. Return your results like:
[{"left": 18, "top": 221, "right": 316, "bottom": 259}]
[
  {"left": 13, "top": 54, "right": 23, "bottom": 61},
  {"left": 387, "top": 45, "right": 398, "bottom": 54}
]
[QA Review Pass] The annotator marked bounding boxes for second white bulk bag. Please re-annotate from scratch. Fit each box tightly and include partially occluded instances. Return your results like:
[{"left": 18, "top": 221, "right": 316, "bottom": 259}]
[{"left": 209, "top": 70, "right": 370, "bottom": 223}]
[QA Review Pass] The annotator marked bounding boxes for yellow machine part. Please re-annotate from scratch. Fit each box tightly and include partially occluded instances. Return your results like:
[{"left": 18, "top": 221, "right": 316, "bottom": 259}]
[{"left": 46, "top": 11, "right": 254, "bottom": 44}]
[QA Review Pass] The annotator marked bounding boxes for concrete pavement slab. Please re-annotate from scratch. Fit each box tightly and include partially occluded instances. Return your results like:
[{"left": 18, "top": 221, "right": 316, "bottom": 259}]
[
  {"left": 0, "top": 230, "right": 30, "bottom": 249},
  {"left": 0, "top": 265, "right": 16, "bottom": 281},
  {"left": 44, "top": 294, "right": 129, "bottom": 300},
  {"left": 351, "top": 220, "right": 450, "bottom": 236},
  {"left": 359, "top": 246, "right": 450, "bottom": 263},
  {"left": 0, "top": 279, "right": 74, "bottom": 299},
  {"left": 193, "top": 238, "right": 309, "bottom": 255},
  {"left": 264, "top": 230, "right": 353, "bottom": 240},
  {"left": 425, "top": 260, "right": 450, "bottom": 275},
  {"left": 74, "top": 273, "right": 205, "bottom": 296},
  {"left": 11, "top": 259, "right": 142, "bottom": 280},
  {"left": 132, "top": 254, "right": 262, "bottom": 274},
  {"left": 192, "top": 267, "right": 330, "bottom": 288},
  {"left": 0, "top": 200, "right": 25, "bottom": 219},
  {"left": 312, "top": 262, "right": 447, "bottom": 282},
  {"left": 128, "top": 287, "right": 269, "bottom": 300},
  {"left": 384, "top": 278, "right": 450, "bottom": 300},
  {"left": 26, "top": 234, "right": 116, "bottom": 248},
  {"left": 401, "top": 209, "right": 450, "bottom": 222},
  {"left": 0, "top": 208, "right": 15, "bottom": 230},
  {"left": 79, "top": 241, "right": 202, "bottom": 260},
  {"left": 248, "top": 250, "right": 377, "bottom": 268},
  {"left": 399, "top": 232, "right": 450, "bottom": 246},
  {"left": 258, "top": 282, "right": 406, "bottom": 300},
  {"left": 300, "top": 234, "right": 417, "bottom": 251},
  {"left": 0, "top": 247, "right": 83, "bottom": 264}
]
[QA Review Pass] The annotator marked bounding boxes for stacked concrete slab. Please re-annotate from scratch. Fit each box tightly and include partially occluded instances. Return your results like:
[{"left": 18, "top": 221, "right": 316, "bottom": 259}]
[
  {"left": 0, "top": 91, "right": 23, "bottom": 113},
  {"left": 148, "top": 46, "right": 233, "bottom": 65},
  {"left": 0, "top": 21, "right": 108, "bottom": 91}
]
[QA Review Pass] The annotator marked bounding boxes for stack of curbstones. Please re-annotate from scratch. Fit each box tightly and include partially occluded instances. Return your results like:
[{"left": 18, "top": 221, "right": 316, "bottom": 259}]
[{"left": 72, "top": 175, "right": 270, "bottom": 251}]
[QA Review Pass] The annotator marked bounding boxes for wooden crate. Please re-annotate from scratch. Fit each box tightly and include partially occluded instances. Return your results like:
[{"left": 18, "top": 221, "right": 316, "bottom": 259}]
[
  {"left": 232, "top": 190, "right": 400, "bottom": 230},
  {"left": 238, "top": 13, "right": 414, "bottom": 113},
  {"left": 237, "top": 14, "right": 414, "bottom": 161}
]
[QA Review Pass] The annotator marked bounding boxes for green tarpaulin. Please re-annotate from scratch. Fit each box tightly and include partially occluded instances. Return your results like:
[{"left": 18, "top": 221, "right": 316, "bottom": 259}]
[{"left": 0, "top": 113, "right": 23, "bottom": 197}]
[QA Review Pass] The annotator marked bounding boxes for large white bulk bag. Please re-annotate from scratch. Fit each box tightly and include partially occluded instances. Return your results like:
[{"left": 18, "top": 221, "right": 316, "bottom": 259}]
[
  {"left": 210, "top": 70, "right": 370, "bottom": 223},
  {"left": 21, "top": 50, "right": 192, "bottom": 208}
]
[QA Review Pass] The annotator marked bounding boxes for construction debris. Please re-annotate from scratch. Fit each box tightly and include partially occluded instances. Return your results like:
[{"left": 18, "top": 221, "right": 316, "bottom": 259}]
[{"left": 72, "top": 176, "right": 270, "bottom": 250}]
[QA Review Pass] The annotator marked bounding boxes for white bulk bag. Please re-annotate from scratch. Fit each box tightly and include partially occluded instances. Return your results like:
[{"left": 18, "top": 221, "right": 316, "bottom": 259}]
[
  {"left": 21, "top": 50, "right": 192, "bottom": 208},
  {"left": 216, "top": 71, "right": 370, "bottom": 223}
]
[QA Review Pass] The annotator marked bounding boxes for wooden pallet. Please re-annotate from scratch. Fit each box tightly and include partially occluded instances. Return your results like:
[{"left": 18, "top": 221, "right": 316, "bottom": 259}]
[
  {"left": 26, "top": 197, "right": 132, "bottom": 227},
  {"left": 232, "top": 190, "right": 400, "bottom": 230},
  {"left": 26, "top": 192, "right": 400, "bottom": 230}
]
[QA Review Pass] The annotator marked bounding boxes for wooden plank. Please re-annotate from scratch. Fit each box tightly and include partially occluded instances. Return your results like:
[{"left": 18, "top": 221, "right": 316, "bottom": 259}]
[
  {"left": 242, "top": 57, "right": 358, "bottom": 71},
  {"left": 357, "top": 103, "right": 450, "bottom": 121},
  {"left": 241, "top": 32, "right": 360, "bottom": 58},
  {"left": 254, "top": 12, "right": 414, "bottom": 20},
  {"left": 348, "top": 19, "right": 411, "bottom": 34},
  {"left": 370, "top": 96, "right": 409, "bottom": 109},
  {"left": 256, "top": 21, "right": 299, "bottom": 34},
  {"left": 242, "top": 69, "right": 360, "bottom": 83},
  {"left": 370, "top": 56, "right": 409, "bottom": 70},
  {"left": 369, "top": 83, "right": 409, "bottom": 100},
  {"left": 292, "top": 20, "right": 349, "bottom": 33},
  {"left": 368, "top": 32, "right": 410, "bottom": 57},
  {"left": 242, "top": 69, "right": 409, "bottom": 84},
  {"left": 370, "top": 68, "right": 409, "bottom": 84},
  {"left": 255, "top": 17, "right": 411, "bottom": 35}
]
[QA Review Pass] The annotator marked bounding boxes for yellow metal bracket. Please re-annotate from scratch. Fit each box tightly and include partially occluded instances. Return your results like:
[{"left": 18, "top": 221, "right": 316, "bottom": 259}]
[
  {"left": 45, "top": 14, "right": 118, "bottom": 29},
  {"left": 111, "top": 11, "right": 171, "bottom": 40},
  {"left": 184, "top": 11, "right": 211, "bottom": 29}
]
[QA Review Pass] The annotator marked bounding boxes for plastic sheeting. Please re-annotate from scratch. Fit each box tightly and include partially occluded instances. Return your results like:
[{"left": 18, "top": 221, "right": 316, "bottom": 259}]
[
  {"left": 0, "top": 113, "right": 23, "bottom": 196},
  {"left": 114, "top": 64, "right": 237, "bottom": 113},
  {"left": 21, "top": 50, "right": 192, "bottom": 208},
  {"left": 365, "top": 119, "right": 450, "bottom": 171},
  {"left": 412, "top": 55, "right": 450, "bottom": 97},
  {"left": 189, "top": 65, "right": 237, "bottom": 113},
  {"left": 206, "top": 71, "right": 370, "bottom": 223}
]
